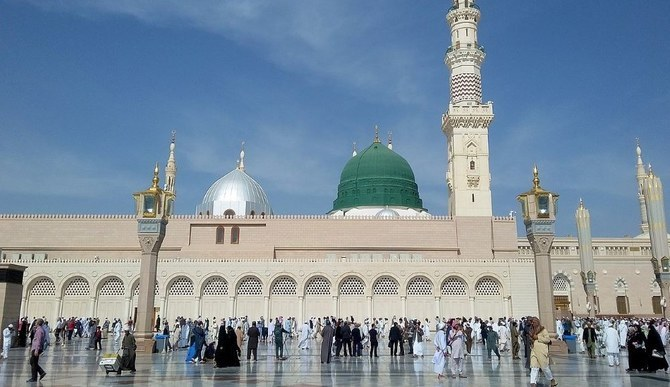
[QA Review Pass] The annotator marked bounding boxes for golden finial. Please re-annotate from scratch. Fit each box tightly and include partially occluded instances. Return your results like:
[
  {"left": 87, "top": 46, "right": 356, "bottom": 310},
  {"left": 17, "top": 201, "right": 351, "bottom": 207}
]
[
  {"left": 532, "top": 164, "right": 540, "bottom": 190},
  {"left": 374, "top": 125, "right": 380, "bottom": 143},
  {"left": 151, "top": 162, "right": 160, "bottom": 190}
]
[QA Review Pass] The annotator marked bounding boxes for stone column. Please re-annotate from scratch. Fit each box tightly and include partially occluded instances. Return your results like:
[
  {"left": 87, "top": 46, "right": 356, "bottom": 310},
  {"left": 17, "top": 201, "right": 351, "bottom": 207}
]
[
  {"left": 230, "top": 296, "right": 236, "bottom": 318},
  {"left": 434, "top": 297, "right": 441, "bottom": 319},
  {"left": 298, "top": 296, "right": 304, "bottom": 325},
  {"left": 469, "top": 296, "right": 475, "bottom": 318},
  {"left": 503, "top": 296, "right": 511, "bottom": 317},
  {"left": 263, "top": 296, "right": 269, "bottom": 321},
  {"left": 333, "top": 296, "right": 339, "bottom": 317},
  {"left": 55, "top": 297, "right": 62, "bottom": 321},
  {"left": 401, "top": 296, "right": 407, "bottom": 318},
  {"left": 0, "top": 264, "right": 26, "bottom": 337},
  {"left": 135, "top": 218, "right": 167, "bottom": 352},
  {"left": 194, "top": 296, "right": 201, "bottom": 319},
  {"left": 367, "top": 296, "right": 373, "bottom": 318},
  {"left": 90, "top": 297, "right": 96, "bottom": 318},
  {"left": 160, "top": 296, "right": 167, "bottom": 320},
  {"left": 124, "top": 297, "right": 131, "bottom": 321},
  {"left": 20, "top": 296, "right": 26, "bottom": 319}
]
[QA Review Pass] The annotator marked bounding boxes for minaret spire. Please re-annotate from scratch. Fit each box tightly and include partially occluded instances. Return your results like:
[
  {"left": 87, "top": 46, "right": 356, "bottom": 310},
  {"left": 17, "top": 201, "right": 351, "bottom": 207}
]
[
  {"left": 636, "top": 139, "right": 649, "bottom": 234},
  {"left": 352, "top": 142, "right": 357, "bottom": 157},
  {"left": 442, "top": 0, "right": 494, "bottom": 217},
  {"left": 387, "top": 131, "right": 393, "bottom": 150},
  {"left": 164, "top": 131, "right": 177, "bottom": 195},
  {"left": 374, "top": 125, "right": 380, "bottom": 143}
]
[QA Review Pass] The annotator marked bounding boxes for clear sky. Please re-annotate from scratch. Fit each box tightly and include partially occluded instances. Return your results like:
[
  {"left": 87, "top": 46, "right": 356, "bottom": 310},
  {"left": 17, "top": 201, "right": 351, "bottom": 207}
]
[{"left": 1, "top": 1, "right": 669, "bottom": 238}]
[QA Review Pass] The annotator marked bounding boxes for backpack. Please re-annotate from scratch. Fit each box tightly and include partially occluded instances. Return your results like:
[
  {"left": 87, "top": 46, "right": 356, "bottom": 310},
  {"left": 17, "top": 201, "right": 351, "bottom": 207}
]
[{"left": 41, "top": 325, "right": 50, "bottom": 352}]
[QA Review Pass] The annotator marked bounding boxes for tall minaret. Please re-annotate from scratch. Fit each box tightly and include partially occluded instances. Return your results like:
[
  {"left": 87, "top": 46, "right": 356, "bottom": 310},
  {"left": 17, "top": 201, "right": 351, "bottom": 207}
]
[
  {"left": 441, "top": 0, "right": 494, "bottom": 217},
  {"left": 636, "top": 140, "right": 649, "bottom": 234},
  {"left": 164, "top": 131, "right": 177, "bottom": 195}
]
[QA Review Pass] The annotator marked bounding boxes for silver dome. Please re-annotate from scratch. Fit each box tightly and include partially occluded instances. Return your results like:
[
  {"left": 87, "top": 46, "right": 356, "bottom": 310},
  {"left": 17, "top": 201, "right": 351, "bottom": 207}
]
[
  {"left": 196, "top": 168, "right": 272, "bottom": 216},
  {"left": 375, "top": 207, "right": 400, "bottom": 218}
]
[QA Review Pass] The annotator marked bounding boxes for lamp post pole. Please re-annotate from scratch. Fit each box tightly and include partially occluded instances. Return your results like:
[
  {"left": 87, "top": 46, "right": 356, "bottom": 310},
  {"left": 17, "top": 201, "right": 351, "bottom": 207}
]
[
  {"left": 133, "top": 164, "right": 174, "bottom": 352},
  {"left": 517, "top": 166, "right": 559, "bottom": 333}
]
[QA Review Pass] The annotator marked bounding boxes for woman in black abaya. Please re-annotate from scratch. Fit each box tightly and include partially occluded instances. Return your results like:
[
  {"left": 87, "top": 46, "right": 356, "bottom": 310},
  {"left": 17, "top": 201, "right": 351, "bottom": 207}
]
[
  {"left": 645, "top": 321, "right": 668, "bottom": 373},
  {"left": 626, "top": 324, "right": 647, "bottom": 372},
  {"left": 214, "top": 324, "right": 227, "bottom": 367}
]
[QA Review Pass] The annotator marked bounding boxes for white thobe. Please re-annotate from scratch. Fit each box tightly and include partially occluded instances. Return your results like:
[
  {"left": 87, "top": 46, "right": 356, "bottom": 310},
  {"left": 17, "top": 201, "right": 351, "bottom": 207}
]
[
  {"left": 299, "top": 323, "right": 311, "bottom": 349},
  {"left": 2, "top": 328, "right": 13, "bottom": 358},
  {"left": 432, "top": 330, "right": 447, "bottom": 375}
]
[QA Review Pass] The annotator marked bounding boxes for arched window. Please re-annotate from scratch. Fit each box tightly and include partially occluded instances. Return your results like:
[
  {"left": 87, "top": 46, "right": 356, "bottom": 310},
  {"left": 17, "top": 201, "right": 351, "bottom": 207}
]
[
  {"left": 469, "top": 160, "right": 476, "bottom": 170},
  {"left": 216, "top": 226, "right": 225, "bottom": 244},
  {"left": 224, "top": 209, "right": 235, "bottom": 218},
  {"left": 231, "top": 226, "right": 240, "bottom": 244},
  {"left": 250, "top": 210, "right": 255, "bottom": 217}
]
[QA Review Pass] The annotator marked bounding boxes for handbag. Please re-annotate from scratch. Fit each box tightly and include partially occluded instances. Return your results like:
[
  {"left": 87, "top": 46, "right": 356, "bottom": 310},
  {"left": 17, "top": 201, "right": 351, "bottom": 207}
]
[{"left": 651, "top": 349, "right": 665, "bottom": 359}]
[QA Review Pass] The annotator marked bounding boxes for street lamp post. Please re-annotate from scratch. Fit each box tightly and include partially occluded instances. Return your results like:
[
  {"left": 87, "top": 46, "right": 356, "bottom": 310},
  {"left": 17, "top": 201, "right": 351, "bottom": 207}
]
[
  {"left": 517, "top": 166, "right": 560, "bottom": 332},
  {"left": 132, "top": 164, "right": 174, "bottom": 352}
]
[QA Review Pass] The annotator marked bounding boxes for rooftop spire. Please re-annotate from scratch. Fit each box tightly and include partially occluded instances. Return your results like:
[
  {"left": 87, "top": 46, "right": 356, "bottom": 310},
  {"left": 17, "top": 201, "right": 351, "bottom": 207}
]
[
  {"left": 387, "top": 131, "right": 393, "bottom": 150},
  {"left": 164, "top": 130, "right": 177, "bottom": 194},
  {"left": 238, "top": 141, "right": 246, "bottom": 171},
  {"left": 352, "top": 142, "right": 357, "bottom": 157},
  {"left": 532, "top": 164, "right": 541, "bottom": 190},
  {"left": 374, "top": 125, "right": 380, "bottom": 143}
]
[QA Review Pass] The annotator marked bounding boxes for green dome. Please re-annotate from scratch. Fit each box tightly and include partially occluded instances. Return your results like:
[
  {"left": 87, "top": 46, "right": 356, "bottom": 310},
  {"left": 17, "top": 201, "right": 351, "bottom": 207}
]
[{"left": 331, "top": 141, "right": 425, "bottom": 212}]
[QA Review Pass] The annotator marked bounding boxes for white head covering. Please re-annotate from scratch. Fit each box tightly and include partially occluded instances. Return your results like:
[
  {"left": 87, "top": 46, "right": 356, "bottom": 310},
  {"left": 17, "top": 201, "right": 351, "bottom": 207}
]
[{"left": 437, "top": 323, "right": 445, "bottom": 330}]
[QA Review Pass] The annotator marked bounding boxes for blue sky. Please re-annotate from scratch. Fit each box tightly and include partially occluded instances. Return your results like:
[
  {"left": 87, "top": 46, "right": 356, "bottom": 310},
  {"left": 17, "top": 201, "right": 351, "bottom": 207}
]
[{"left": 1, "top": 0, "right": 669, "bottom": 238}]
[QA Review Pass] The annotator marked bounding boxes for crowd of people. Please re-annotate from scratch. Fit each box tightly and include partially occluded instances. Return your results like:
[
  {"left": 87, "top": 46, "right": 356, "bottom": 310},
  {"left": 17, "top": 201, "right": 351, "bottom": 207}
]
[{"left": 1, "top": 313, "right": 668, "bottom": 385}]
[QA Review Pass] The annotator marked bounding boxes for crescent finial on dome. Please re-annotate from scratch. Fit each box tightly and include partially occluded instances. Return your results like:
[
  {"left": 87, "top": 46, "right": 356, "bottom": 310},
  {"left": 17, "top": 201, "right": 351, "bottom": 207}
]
[
  {"left": 387, "top": 131, "right": 393, "bottom": 150},
  {"left": 239, "top": 141, "right": 246, "bottom": 171},
  {"left": 374, "top": 125, "right": 380, "bottom": 143},
  {"left": 352, "top": 142, "right": 357, "bottom": 157}
]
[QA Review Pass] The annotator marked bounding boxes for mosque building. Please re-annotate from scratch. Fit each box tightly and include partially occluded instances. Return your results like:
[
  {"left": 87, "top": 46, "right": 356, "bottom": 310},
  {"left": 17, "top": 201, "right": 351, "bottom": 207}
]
[{"left": 0, "top": 0, "right": 666, "bottom": 325}]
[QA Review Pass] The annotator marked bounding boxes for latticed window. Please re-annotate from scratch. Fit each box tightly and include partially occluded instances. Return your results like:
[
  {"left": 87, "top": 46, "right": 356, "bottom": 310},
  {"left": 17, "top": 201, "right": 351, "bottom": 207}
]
[
  {"left": 134, "top": 281, "right": 159, "bottom": 296},
  {"left": 99, "top": 277, "right": 125, "bottom": 296},
  {"left": 339, "top": 276, "right": 365, "bottom": 295},
  {"left": 373, "top": 276, "right": 399, "bottom": 295},
  {"left": 237, "top": 276, "right": 262, "bottom": 295},
  {"left": 407, "top": 277, "right": 433, "bottom": 296},
  {"left": 475, "top": 277, "right": 501, "bottom": 296},
  {"left": 30, "top": 278, "right": 55, "bottom": 296},
  {"left": 441, "top": 277, "right": 467, "bottom": 296},
  {"left": 169, "top": 277, "right": 194, "bottom": 296},
  {"left": 203, "top": 277, "right": 228, "bottom": 296},
  {"left": 553, "top": 275, "right": 569, "bottom": 292},
  {"left": 271, "top": 276, "right": 297, "bottom": 295},
  {"left": 64, "top": 277, "right": 90, "bottom": 296},
  {"left": 305, "top": 276, "right": 331, "bottom": 295}
]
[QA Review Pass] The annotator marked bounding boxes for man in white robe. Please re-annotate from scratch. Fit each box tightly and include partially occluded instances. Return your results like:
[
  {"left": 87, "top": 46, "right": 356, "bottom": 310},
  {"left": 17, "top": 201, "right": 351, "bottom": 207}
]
[
  {"left": 432, "top": 323, "right": 447, "bottom": 379},
  {"left": 497, "top": 323, "right": 510, "bottom": 352},
  {"left": 472, "top": 319, "right": 481, "bottom": 343},
  {"left": 603, "top": 322, "right": 620, "bottom": 366},
  {"left": 617, "top": 320, "right": 628, "bottom": 349},
  {"left": 298, "top": 321, "right": 311, "bottom": 350}
]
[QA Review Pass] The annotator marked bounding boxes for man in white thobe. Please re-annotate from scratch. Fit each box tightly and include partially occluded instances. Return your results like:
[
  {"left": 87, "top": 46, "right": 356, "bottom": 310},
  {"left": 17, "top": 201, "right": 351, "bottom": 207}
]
[
  {"left": 113, "top": 320, "right": 122, "bottom": 349},
  {"left": 298, "top": 321, "right": 311, "bottom": 350},
  {"left": 432, "top": 324, "right": 447, "bottom": 379},
  {"left": 604, "top": 322, "right": 620, "bottom": 366},
  {"left": 617, "top": 320, "right": 628, "bottom": 349},
  {"left": 2, "top": 324, "right": 14, "bottom": 359},
  {"left": 498, "top": 323, "right": 510, "bottom": 352}
]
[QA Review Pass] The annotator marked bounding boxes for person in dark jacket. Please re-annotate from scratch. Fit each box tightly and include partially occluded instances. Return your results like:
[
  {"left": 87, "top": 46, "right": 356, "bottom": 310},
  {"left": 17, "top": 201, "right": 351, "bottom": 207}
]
[
  {"left": 246, "top": 321, "right": 260, "bottom": 361},
  {"left": 369, "top": 324, "right": 379, "bottom": 358},
  {"left": 352, "top": 323, "right": 362, "bottom": 357},
  {"left": 626, "top": 324, "right": 647, "bottom": 372},
  {"left": 334, "top": 320, "right": 343, "bottom": 357},
  {"left": 388, "top": 322, "right": 401, "bottom": 356},
  {"left": 341, "top": 322, "right": 352, "bottom": 357},
  {"left": 582, "top": 321, "right": 597, "bottom": 359}
]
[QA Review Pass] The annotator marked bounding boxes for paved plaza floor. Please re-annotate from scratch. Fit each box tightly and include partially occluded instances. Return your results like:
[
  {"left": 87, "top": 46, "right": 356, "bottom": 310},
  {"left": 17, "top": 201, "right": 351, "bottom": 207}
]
[{"left": 1, "top": 336, "right": 668, "bottom": 386}]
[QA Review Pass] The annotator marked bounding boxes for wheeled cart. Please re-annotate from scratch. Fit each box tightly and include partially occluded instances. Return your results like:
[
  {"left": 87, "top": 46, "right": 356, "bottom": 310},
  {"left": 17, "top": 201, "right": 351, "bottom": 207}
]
[{"left": 99, "top": 351, "right": 122, "bottom": 375}]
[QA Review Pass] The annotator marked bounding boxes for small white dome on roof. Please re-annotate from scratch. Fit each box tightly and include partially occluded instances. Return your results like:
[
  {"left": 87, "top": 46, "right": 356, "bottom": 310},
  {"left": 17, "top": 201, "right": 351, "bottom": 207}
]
[
  {"left": 196, "top": 149, "right": 272, "bottom": 216},
  {"left": 376, "top": 207, "right": 400, "bottom": 218}
]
